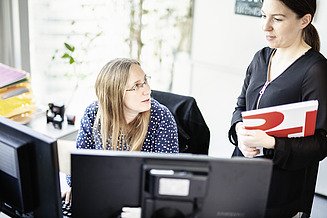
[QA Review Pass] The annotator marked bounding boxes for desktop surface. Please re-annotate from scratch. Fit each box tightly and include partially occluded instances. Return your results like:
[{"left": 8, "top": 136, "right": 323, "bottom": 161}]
[
  {"left": 71, "top": 150, "right": 272, "bottom": 218},
  {"left": 26, "top": 111, "right": 78, "bottom": 140}
]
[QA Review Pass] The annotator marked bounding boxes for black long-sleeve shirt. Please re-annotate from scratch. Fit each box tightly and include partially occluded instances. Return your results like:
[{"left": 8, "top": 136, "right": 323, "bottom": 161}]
[{"left": 228, "top": 47, "right": 327, "bottom": 217}]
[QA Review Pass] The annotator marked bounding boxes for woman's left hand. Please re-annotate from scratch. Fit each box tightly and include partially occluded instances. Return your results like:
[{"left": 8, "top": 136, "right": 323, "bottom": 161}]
[{"left": 238, "top": 128, "right": 275, "bottom": 149}]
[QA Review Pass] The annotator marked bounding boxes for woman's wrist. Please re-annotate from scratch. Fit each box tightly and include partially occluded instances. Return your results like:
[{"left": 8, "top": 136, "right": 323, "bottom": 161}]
[
  {"left": 266, "top": 135, "right": 276, "bottom": 149},
  {"left": 235, "top": 122, "right": 243, "bottom": 133}
]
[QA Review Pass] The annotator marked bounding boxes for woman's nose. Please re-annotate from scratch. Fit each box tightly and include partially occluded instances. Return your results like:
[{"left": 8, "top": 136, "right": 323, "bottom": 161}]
[
  {"left": 142, "top": 83, "right": 151, "bottom": 95},
  {"left": 262, "top": 18, "right": 272, "bottom": 31}
]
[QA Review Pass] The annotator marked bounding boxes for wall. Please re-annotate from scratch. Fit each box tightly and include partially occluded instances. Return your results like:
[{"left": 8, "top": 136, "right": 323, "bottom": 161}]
[
  {"left": 190, "top": 0, "right": 327, "bottom": 158},
  {"left": 190, "top": 0, "right": 264, "bottom": 157}
]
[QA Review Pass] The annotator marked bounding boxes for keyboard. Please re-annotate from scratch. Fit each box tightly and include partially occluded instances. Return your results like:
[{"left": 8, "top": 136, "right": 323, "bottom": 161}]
[{"left": 62, "top": 199, "right": 72, "bottom": 217}]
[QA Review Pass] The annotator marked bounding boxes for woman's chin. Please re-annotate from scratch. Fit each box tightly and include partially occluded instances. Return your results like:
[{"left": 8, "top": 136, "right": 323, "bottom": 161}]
[{"left": 139, "top": 103, "right": 151, "bottom": 112}]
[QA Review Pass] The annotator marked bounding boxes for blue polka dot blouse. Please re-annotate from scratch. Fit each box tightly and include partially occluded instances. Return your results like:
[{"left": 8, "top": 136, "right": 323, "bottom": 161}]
[{"left": 76, "top": 98, "right": 179, "bottom": 153}]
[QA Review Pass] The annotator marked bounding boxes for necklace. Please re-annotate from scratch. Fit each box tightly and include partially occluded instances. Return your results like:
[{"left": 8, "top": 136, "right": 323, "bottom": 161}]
[{"left": 256, "top": 49, "right": 276, "bottom": 109}]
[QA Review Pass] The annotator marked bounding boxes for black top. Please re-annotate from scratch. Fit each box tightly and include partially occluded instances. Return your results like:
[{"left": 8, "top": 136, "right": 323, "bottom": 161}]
[{"left": 228, "top": 47, "right": 327, "bottom": 217}]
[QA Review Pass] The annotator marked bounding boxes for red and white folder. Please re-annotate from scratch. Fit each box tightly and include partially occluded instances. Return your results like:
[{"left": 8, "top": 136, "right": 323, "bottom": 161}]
[{"left": 242, "top": 100, "right": 318, "bottom": 138}]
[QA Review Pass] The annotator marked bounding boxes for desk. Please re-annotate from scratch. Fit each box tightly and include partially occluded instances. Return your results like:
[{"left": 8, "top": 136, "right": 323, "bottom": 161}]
[
  {"left": 57, "top": 140, "right": 76, "bottom": 195},
  {"left": 26, "top": 111, "right": 78, "bottom": 140}
]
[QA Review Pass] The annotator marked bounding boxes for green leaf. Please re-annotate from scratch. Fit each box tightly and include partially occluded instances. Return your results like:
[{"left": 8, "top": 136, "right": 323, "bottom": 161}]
[
  {"left": 64, "top": 43, "right": 75, "bottom": 52},
  {"left": 69, "top": 57, "right": 75, "bottom": 64},
  {"left": 61, "top": 53, "right": 70, "bottom": 59}
]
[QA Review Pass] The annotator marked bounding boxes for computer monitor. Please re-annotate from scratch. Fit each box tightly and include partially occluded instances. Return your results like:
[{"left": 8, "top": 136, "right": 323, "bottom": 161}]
[
  {"left": 0, "top": 117, "right": 62, "bottom": 217},
  {"left": 71, "top": 150, "right": 273, "bottom": 218}
]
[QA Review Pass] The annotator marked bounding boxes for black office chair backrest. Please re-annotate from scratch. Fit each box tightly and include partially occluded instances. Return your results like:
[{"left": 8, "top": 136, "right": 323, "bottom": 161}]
[{"left": 151, "top": 90, "right": 210, "bottom": 154}]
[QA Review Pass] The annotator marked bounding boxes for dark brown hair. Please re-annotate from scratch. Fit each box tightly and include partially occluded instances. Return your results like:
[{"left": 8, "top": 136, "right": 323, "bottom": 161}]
[{"left": 279, "top": 0, "right": 320, "bottom": 51}]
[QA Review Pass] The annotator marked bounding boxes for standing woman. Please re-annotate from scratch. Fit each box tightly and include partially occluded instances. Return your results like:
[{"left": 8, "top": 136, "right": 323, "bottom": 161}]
[{"left": 228, "top": 0, "right": 327, "bottom": 217}]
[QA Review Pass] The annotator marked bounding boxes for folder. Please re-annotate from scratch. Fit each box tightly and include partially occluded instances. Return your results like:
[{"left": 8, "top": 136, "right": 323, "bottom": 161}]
[{"left": 242, "top": 100, "right": 318, "bottom": 138}]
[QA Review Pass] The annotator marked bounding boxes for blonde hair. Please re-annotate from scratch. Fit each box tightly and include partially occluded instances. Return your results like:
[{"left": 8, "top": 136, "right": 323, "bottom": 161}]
[{"left": 94, "top": 58, "right": 150, "bottom": 151}]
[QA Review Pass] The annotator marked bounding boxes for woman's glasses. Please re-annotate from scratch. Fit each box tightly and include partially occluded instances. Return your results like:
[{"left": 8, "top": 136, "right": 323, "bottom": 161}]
[{"left": 126, "top": 75, "right": 151, "bottom": 92}]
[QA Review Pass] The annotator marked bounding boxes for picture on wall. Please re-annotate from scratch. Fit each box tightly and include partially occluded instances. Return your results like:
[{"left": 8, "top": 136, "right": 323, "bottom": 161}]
[{"left": 235, "top": 0, "right": 263, "bottom": 17}]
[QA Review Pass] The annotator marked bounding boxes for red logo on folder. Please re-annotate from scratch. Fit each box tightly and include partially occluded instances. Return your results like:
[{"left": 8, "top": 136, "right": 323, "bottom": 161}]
[{"left": 242, "top": 100, "right": 318, "bottom": 138}]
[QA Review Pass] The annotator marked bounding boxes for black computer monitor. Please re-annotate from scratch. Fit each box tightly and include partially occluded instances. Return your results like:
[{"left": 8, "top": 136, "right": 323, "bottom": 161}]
[
  {"left": 0, "top": 117, "right": 62, "bottom": 217},
  {"left": 71, "top": 150, "right": 273, "bottom": 218}
]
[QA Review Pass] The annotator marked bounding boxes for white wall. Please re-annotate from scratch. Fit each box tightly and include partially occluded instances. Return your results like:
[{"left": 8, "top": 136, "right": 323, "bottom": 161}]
[{"left": 190, "top": 0, "right": 327, "bottom": 158}]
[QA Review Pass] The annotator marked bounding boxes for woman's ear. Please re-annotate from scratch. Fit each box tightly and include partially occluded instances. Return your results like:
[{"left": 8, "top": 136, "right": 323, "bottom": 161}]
[{"left": 301, "top": 14, "right": 312, "bottom": 29}]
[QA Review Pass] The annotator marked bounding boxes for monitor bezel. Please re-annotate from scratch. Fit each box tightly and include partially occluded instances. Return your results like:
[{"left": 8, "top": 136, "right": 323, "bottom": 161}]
[
  {"left": 0, "top": 117, "right": 62, "bottom": 218},
  {"left": 71, "top": 150, "right": 273, "bottom": 218}
]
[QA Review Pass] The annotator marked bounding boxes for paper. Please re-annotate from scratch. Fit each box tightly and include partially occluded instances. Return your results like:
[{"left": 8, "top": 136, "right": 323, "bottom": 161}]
[{"left": 0, "top": 63, "right": 28, "bottom": 88}]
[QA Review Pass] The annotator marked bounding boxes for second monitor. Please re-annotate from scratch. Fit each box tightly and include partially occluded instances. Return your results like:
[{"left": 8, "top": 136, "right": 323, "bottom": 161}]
[{"left": 71, "top": 150, "right": 273, "bottom": 218}]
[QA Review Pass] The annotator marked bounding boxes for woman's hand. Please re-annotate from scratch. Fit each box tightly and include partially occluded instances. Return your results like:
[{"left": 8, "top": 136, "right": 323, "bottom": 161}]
[
  {"left": 236, "top": 122, "right": 275, "bottom": 157},
  {"left": 61, "top": 187, "right": 72, "bottom": 204}
]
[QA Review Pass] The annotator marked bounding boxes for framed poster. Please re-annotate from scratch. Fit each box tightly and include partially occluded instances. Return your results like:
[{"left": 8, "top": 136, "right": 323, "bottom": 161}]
[{"left": 235, "top": 0, "right": 263, "bottom": 17}]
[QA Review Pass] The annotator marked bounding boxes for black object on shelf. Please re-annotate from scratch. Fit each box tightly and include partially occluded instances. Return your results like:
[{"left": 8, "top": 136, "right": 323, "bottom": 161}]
[
  {"left": 46, "top": 103, "right": 65, "bottom": 129},
  {"left": 66, "top": 114, "right": 76, "bottom": 125}
]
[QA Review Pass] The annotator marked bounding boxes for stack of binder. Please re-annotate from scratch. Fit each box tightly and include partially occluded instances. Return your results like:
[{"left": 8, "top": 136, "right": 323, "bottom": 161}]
[{"left": 0, "top": 63, "right": 35, "bottom": 123}]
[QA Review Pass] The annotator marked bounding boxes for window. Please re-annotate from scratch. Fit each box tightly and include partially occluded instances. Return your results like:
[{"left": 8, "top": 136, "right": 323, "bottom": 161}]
[{"left": 27, "top": 0, "right": 194, "bottom": 116}]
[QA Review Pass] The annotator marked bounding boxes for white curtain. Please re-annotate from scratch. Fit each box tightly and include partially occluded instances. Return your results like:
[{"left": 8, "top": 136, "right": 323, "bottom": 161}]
[
  {"left": 0, "top": 0, "right": 15, "bottom": 66},
  {"left": 0, "top": 0, "right": 30, "bottom": 71}
]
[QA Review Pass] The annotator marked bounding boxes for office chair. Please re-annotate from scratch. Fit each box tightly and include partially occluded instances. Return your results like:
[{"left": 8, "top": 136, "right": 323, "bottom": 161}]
[{"left": 151, "top": 90, "right": 210, "bottom": 155}]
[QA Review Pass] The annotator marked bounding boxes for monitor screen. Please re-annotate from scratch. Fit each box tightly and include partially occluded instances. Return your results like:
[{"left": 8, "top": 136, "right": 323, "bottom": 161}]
[
  {"left": 0, "top": 117, "right": 62, "bottom": 217},
  {"left": 71, "top": 150, "right": 273, "bottom": 218}
]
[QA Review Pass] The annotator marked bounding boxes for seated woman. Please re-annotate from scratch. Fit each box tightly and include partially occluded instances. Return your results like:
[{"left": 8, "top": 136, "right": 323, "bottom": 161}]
[
  {"left": 77, "top": 58, "right": 179, "bottom": 152},
  {"left": 63, "top": 58, "right": 179, "bottom": 202}
]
